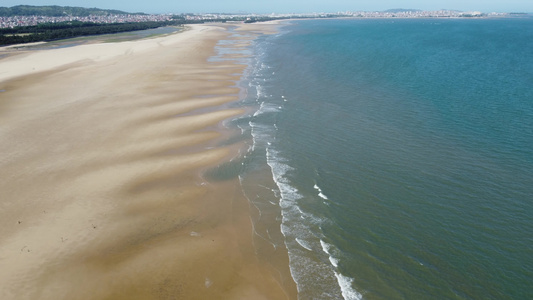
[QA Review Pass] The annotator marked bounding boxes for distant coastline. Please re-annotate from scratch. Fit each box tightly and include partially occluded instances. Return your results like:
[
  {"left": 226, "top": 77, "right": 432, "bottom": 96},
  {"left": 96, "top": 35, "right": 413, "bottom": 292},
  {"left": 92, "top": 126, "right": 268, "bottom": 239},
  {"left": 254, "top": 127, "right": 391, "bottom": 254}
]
[
  {"left": 2, "top": 5, "right": 527, "bottom": 46},
  {"left": 1, "top": 5, "right": 528, "bottom": 29}
]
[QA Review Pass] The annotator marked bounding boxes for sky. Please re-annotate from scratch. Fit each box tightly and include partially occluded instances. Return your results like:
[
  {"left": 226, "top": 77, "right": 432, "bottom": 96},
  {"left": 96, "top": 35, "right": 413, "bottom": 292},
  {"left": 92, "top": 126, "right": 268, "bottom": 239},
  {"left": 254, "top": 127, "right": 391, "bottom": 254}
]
[{"left": 1, "top": 0, "right": 531, "bottom": 14}]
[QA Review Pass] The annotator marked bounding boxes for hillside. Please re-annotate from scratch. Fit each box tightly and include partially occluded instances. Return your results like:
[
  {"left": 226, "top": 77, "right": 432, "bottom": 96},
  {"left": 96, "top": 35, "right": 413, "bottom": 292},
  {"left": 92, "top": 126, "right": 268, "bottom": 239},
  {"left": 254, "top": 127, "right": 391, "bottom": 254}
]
[{"left": 0, "top": 5, "right": 141, "bottom": 17}]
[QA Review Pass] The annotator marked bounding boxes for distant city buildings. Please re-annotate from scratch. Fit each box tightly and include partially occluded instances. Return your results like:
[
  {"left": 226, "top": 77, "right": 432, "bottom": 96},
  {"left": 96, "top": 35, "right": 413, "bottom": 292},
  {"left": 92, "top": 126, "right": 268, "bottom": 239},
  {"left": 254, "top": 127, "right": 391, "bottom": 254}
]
[
  {"left": 0, "top": 14, "right": 173, "bottom": 29},
  {"left": 181, "top": 10, "right": 508, "bottom": 21},
  {"left": 347, "top": 10, "right": 486, "bottom": 18},
  {"left": 0, "top": 10, "right": 513, "bottom": 29}
]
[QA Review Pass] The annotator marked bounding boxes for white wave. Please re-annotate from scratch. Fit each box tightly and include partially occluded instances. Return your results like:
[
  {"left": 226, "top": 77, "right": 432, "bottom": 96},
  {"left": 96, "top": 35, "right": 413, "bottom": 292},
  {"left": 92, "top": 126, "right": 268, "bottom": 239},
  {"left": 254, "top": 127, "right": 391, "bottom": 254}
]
[
  {"left": 256, "top": 85, "right": 265, "bottom": 98},
  {"left": 253, "top": 101, "right": 281, "bottom": 117},
  {"left": 320, "top": 240, "right": 340, "bottom": 268},
  {"left": 266, "top": 138, "right": 350, "bottom": 300},
  {"left": 282, "top": 228, "right": 345, "bottom": 299},
  {"left": 334, "top": 272, "right": 363, "bottom": 300},
  {"left": 295, "top": 238, "right": 313, "bottom": 251},
  {"left": 245, "top": 37, "right": 358, "bottom": 298},
  {"left": 329, "top": 256, "right": 340, "bottom": 268},
  {"left": 321, "top": 240, "right": 363, "bottom": 300},
  {"left": 249, "top": 121, "right": 273, "bottom": 151},
  {"left": 296, "top": 204, "right": 305, "bottom": 213},
  {"left": 320, "top": 239, "right": 331, "bottom": 255},
  {"left": 314, "top": 183, "right": 329, "bottom": 200}
]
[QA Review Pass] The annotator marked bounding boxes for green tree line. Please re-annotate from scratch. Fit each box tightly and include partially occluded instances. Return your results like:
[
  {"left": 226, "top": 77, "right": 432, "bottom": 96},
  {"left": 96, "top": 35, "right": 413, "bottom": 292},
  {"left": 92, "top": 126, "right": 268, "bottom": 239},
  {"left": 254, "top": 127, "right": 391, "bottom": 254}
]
[{"left": 0, "top": 20, "right": 202, "bottom": 46}]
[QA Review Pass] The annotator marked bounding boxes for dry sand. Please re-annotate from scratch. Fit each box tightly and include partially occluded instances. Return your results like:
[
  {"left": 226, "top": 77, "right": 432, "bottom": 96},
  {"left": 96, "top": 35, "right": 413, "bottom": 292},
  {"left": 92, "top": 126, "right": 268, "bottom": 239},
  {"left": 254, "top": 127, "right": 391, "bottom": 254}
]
[{"left": 0, "top": 23, "right": 296, "bottom": 299}]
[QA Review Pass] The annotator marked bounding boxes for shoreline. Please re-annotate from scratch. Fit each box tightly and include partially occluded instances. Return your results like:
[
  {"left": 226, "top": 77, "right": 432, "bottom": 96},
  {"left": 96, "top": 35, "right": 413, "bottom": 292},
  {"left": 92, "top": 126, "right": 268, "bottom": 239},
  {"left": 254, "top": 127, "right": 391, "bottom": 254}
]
[{"left": 0, "top": 23, "right": 296, "bottom": 299}]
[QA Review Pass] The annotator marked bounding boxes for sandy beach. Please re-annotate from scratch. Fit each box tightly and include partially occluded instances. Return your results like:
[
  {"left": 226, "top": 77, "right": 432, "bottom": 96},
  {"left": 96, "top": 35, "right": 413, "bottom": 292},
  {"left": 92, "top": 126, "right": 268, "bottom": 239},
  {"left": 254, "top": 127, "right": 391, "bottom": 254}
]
[{"left": 0, "top": 22, "right": 296, "bottom": 299}]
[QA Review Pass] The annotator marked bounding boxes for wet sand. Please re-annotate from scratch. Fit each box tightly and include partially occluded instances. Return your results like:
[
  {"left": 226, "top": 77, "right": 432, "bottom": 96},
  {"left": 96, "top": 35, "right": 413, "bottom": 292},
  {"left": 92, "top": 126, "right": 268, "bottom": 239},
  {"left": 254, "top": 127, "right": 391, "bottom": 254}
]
[{"left": 0, "top": 23, "right": 296, "bottom": 299}]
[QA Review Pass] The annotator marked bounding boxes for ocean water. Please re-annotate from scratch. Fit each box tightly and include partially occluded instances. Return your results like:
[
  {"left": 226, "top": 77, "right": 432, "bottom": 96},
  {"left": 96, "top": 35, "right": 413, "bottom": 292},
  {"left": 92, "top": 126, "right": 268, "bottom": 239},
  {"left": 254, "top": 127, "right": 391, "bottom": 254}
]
[{"left": 230, "top": 18, "right": 533, "bottom": 299}]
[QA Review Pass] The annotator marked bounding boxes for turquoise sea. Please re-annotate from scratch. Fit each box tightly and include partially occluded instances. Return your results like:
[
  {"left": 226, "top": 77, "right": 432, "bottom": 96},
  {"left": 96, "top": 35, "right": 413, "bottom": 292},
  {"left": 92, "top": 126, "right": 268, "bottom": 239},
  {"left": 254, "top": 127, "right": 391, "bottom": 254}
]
[{"left": 226, "top": 18, "right": 533, "bottom": 299}]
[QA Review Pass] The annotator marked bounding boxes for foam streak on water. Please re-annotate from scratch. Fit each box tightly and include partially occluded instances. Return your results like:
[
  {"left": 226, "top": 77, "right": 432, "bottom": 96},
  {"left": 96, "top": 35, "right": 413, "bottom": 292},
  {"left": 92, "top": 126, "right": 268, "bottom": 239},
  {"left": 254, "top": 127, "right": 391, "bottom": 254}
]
[
  {"left": 249, "top": 27, "right": 364, "bottom": 300},
  {"left": 266, "top": 147, "right": 347, "bottom": 299},
  {"left": 314, "top": 183, "right": 329, "bottom": 200},
  {"left": 234, "top": 29, "right": 359, "bottom": 298}
]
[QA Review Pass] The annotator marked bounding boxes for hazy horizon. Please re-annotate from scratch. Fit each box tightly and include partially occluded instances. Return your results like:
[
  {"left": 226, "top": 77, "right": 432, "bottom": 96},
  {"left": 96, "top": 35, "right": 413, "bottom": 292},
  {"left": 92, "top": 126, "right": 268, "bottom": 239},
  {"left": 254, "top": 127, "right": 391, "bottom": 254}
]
[{"left": 1, "top": 0, "right": 532, "bottom": 14}]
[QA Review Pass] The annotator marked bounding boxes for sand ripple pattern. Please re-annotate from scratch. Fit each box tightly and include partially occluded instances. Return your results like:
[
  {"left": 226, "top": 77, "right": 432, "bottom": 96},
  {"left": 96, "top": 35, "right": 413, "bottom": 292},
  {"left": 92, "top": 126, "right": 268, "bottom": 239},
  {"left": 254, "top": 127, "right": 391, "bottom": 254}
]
[{"left": 0, "top": 24, "right": 294, "bottom": 300}]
